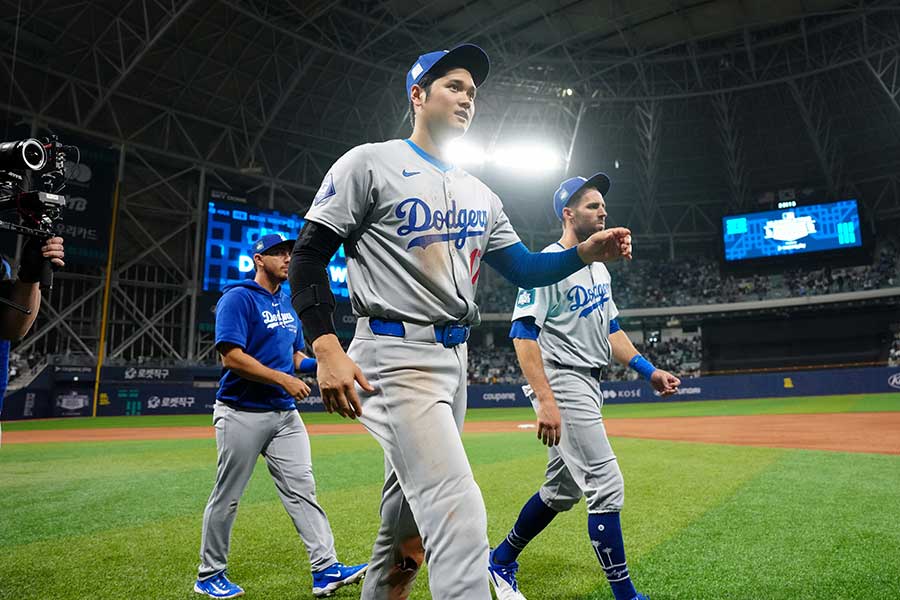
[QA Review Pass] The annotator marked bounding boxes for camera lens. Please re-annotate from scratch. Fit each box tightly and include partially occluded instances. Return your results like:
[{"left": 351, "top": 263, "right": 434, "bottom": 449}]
[
  {"left": 21, "top": 139, "right": 47, "bottom": 170},
  {"left": 0, "top": 138, "right": 47, "bottom": 171}
]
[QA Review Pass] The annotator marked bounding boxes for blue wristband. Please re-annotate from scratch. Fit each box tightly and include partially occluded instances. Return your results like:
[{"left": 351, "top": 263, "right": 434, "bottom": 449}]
[
  {"left": 629, "top": 354, "right": 656, "bottom": 380},
  {"left": 299, "top": 358, "right": 317, "bottom": 373}
]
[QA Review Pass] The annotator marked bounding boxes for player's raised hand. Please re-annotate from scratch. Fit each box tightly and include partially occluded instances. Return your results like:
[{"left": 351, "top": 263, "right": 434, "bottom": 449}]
[
  {"left": 534, "top": 394, "right": 562, "bottom": 447},
  {"left": 650, "top": 369, "right": 681, "bottom": 396},
  {"left": 577, "top": 227, "right": 632, "bottom": 263},
  {"left": 313, "top": 335, "right": 374, "bottom": 419}
]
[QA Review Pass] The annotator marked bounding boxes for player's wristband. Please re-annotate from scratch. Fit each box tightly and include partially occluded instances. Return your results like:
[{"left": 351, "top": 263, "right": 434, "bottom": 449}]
[
  {"left": 629, "top": 354, "right": 656, "bottom": 380},
  {"left": 298, "top": 358, "right": 317, "bottom": 374}
]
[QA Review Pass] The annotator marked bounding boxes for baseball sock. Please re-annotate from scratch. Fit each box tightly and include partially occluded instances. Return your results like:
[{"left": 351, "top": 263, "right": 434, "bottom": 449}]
[
  {"left": 588, "top": 512, "right": 638, "bottom": 600},
  {"left": 492, "top": 492, "right": 559, "bottom": 565}
]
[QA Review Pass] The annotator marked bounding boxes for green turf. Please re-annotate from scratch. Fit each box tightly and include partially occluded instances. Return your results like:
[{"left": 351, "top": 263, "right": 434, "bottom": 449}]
[
  {"left": 629, "top": 450, "right": 900, "bottom": 600},
  {"left": 4, "top": 392, "right": 898, "bottom": 432},
  {"left": 2, "top": 420, "right": 899, "bottom": 599}
]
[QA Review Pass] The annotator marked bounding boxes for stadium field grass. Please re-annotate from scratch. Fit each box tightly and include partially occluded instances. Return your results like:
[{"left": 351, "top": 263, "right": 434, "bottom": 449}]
[{"left": 2, "top": 394, "right": 899, "bottom": 599}]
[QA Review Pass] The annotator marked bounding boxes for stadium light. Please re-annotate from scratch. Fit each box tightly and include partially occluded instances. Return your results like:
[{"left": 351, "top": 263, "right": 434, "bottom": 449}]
[
  {"left": 447, "top": 139, "right": 486, "bottom": 167},
  {"left": 490, "top": 143, "right": 562, "bottom": 174}
]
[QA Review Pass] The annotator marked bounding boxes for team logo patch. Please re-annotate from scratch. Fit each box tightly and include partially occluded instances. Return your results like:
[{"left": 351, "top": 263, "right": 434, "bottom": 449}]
[
  {"left": 313, "top": 173, "right": 336, "bottom": 206},
  {"left": 567, "top": 283, "right": 610, "bottom": 318},
  {"left": 516, "top": 289, "right": 536, "bottom": 308},
  {"left": 262, "top": 309, "right": 297, "bottom": 331}
]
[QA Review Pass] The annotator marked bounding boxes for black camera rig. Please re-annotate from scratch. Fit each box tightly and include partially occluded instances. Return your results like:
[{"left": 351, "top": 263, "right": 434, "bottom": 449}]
[{"left": 0, "top": 135, "right": 78, "bottom": 313}]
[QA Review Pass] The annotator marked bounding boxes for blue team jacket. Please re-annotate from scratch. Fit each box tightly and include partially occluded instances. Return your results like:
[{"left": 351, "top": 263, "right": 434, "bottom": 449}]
[{"left": 215, "top": 280, "right": 304, "bottom": 410}]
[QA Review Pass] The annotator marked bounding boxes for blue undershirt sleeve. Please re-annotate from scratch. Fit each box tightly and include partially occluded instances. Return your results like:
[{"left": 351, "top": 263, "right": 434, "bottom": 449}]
[
  {"left": 609, "top": 318, "right": 621, "bottom": 335},
  {"left": 509, "top": 316, "right": 541, "bottom": 340},
  {"left": 483, "top": 242, "right": 585, "bottom": 289}
]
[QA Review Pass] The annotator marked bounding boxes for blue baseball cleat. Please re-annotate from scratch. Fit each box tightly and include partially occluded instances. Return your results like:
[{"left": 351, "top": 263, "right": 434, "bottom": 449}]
[
  {"left": 488, "top": 548, "right": 528, "bottom": 600},
  {"left": 312, "top": 561, "right": 368, "bottom": 598},
  {"left": 632, "top": 595, "right": 650, "bottom": 600},
  {"left": 193, "top": 571, "right": 244, "bottom": 598}
]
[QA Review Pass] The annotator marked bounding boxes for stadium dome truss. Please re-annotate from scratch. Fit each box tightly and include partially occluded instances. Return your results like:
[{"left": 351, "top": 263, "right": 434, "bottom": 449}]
[{"left": 1, "top": 0, "right": 899, "bottom": 363}]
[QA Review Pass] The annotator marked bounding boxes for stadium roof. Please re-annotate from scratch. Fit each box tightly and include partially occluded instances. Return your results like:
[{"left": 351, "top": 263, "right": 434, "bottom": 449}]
[
  {"left": 5, "top": 0, "right": 900, "bottom": 364},
  {"left": 2, "top": 0, "right": 900, "bottom": 243}
]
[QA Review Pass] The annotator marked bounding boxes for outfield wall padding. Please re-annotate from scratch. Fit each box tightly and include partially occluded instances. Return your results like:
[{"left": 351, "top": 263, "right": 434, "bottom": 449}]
[{"left": 2, "top": 365, "right": 899, "bottom": 420}]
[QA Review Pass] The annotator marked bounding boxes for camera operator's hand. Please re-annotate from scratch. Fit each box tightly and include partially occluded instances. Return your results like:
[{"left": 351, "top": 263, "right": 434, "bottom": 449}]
[
  {"left": 19, "top": 236, "right": 64, "bottom": 283},
  {"left": 42, "top": 237, "right": 65, "bottom": 268}
]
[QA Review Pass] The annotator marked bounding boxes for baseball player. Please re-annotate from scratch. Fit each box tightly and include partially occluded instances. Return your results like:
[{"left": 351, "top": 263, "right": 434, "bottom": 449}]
[
  {"left": 487, "top": 175, "right": 681, "bottom": 600},
  {"left": 194, "top": 233, "right": 366, "bottom": 599},
  {"left": 289, "top": 44, "right": 633, "bottom": 599}
]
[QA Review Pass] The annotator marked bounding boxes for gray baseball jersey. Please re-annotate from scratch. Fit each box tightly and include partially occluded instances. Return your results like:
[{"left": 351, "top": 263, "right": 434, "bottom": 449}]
[
  {"left": 512, "top": 242, "right": 619, "bottom": 369},
  {"left": 512, "top": 243, "right": 625, "bottom": 515},
  {"left": 304, "top": 139, "right": 520, "bottom": 325},
  {"left": 305, "top": 138, "right": 522, "bottom": 599}
]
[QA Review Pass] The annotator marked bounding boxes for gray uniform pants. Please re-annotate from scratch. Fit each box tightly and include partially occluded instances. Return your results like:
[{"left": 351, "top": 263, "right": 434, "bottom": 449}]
[
  {"left": 351, "top": 318, "right": 491, "bottom": 600},
  {"left": 198, "top": 401, "right": 337, "bottom": 579},
  {"left": 533, "top": 366, "right": 624, "bottom": 513}
]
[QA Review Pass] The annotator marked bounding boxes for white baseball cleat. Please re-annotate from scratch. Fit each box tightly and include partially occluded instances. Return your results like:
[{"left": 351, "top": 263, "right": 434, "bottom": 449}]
[{"left": 488, "top": 549, "right": 528, "bottom": 600}]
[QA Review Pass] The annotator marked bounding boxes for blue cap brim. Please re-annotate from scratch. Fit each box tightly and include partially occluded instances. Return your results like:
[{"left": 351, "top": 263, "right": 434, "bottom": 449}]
[
  {"left": 555, "top": 172, "right": 612, "bottom": 220},
  {"left": 254, "top": 239, "right": 296, "bottom": 255},
  {"left": 582, "top": 172, "right": 611, "bottom": 197},
  {"left": 431, "top": 44, "right": 490, "bottom": 88}
]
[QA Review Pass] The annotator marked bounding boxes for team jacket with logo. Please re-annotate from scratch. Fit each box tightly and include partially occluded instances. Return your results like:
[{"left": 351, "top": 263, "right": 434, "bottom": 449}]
[
  {"left": 512, "top": 243, "right": 619, "bottom": 369},
  {"left": 215, "top": 280, "right": 304, "bottom": 410},
  {"left": 304, "top": 139, "right": 520, "bottom": 326}
]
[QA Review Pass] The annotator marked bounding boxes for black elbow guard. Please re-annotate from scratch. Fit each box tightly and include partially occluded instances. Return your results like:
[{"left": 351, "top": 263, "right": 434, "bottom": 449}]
[
  {"left": 295, "top": 296, "right": 337, "bottom": 343},
  {"left": 292, "top": 282, "right": 336, "bottom": 314},
  {"left": 290, "top": 222, "right": 344, "bottom": 342},
  {"left": 292, "top": 284, "right": 337, "bottom": 342}
]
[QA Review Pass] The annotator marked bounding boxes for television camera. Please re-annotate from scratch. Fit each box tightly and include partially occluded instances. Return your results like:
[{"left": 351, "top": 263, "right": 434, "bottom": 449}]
[{"left": 0, "top": 135, "right": 77, "bottom": 313}]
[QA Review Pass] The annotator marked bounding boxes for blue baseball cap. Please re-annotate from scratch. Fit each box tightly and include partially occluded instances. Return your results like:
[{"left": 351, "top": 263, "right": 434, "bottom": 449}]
[
  {"left": 249, "top": 233, "right": 294, "bottom": 256},
  {"left": 406, "top": 43, "right": 490, "bottom": 99},
  {"left": 553, "top": 173, "right": 611, "bottom": 221}
]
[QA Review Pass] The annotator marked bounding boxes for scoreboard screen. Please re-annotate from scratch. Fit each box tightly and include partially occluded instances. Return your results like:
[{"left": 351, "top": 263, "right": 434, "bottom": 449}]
[
  {"left": 203, "top": 198, "right": 349, "bottom": 298},
  {"left": 722, "top": 199, "right": 862, "bottom": 262}
]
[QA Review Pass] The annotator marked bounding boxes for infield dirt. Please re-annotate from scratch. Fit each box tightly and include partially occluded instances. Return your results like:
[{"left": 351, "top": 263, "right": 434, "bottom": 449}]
[{"left": 4, "top": 412, "right": 900, "bottom": 454}]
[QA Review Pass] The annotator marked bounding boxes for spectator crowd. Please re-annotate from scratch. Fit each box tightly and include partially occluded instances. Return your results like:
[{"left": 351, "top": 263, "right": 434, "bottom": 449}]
[
  {"left": 467, "top": 237, "right": 899, "bottom": 385},
  {"left": 890, "top": 332, "right": 900, "bottom": 368},
  {"left": 475, "top": 237, "right": 899, "bottom": 313},
  {"left": 467, "top": 336, "right": 702, "bottom": 385}
]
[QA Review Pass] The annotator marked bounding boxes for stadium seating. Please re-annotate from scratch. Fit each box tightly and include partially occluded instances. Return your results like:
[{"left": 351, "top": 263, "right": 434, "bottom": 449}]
[{"left": 475, "top": 237, "right": 899, "bottom": 313}]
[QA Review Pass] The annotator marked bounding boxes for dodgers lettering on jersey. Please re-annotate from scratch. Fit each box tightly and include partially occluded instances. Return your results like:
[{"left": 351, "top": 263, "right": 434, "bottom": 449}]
[
  {"left": 395, "top": 198, "right": 488, "bottom": 249},
  {"left": 512, "top": 243, "right": 619, "bottom": 369},
  {"left": 304, "top": 139, "right": 520, "bottom": 325},
  {"left": 566, "top": 282, "right": 611, "bottom": 318}
]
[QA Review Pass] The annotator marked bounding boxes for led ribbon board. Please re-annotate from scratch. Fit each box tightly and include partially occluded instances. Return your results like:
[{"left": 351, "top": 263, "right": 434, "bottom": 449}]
[
  {"left": 722, "top": 199, "right": 862, "bottom": 262},
  {"left": 203, "top": 199, "right": 349, "bottom": 298}
]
